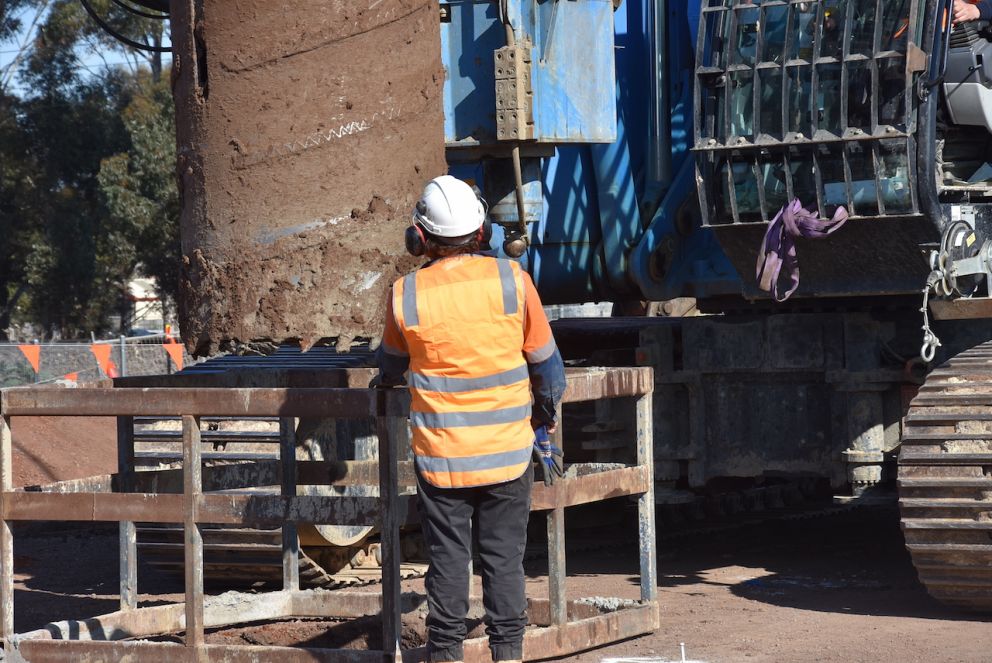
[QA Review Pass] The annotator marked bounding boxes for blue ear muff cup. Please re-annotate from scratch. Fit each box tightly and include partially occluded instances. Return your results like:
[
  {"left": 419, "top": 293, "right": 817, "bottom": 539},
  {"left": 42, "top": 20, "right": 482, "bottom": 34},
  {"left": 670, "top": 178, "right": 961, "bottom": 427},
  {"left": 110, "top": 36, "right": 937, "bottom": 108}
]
[{"left": 405, "top": 224, "right": 427, "bottom": 256}]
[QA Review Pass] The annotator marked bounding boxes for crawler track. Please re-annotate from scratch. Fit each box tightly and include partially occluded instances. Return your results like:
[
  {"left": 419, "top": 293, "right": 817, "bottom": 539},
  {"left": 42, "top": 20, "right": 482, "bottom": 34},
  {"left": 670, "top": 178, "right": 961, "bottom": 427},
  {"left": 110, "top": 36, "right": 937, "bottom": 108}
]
[{"left": 900, "top": 341, "right": 992, "bottom": 611}]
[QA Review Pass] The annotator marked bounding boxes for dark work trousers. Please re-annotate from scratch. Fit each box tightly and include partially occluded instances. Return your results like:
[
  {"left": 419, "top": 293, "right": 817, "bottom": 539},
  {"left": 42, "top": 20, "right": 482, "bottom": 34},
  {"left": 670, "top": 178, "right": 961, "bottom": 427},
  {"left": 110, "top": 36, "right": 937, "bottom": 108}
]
[{"left": 416, "top": 469, "right": 532, "bottom": 662}]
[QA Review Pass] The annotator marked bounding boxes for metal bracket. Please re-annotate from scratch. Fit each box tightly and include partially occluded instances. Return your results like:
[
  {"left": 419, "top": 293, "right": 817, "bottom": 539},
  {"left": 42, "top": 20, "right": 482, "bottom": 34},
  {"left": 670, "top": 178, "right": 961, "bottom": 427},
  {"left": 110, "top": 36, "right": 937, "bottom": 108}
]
[
  {"left": 907, "top": 42, "right": 929, "bottom": 75},
  {"left": 495, "top": 41, "right": 535, "bottom": 141}
]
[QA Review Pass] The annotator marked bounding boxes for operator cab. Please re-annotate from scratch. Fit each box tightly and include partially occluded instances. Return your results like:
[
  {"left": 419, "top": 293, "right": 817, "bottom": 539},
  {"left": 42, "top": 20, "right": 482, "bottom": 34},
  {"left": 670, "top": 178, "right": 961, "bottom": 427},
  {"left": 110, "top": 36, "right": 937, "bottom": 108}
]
[
  {"left": 690, "top": 0, "right": 992, "bottom": 300},
  {"left": 940, "top": 18, "right": 992, "bottom": 200},
  {"left": 694, "top": 0, "right": 921, "bottom": 226}
]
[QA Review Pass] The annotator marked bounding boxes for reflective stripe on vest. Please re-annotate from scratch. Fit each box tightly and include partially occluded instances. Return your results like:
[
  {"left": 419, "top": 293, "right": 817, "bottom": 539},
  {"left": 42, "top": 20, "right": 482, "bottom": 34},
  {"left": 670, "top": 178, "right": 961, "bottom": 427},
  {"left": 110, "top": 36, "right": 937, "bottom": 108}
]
[
  {"left": 402, "top": 272, "right": 419, "bottom": 327},
  {"left": 408, "top": 364, "right": 529, "bottom": 393},
  {"left": 415, "top": 445, "right": 532, "bottom": 481},
  {"left": 392, "top": 255, "right": 533, "bottom": 488}
]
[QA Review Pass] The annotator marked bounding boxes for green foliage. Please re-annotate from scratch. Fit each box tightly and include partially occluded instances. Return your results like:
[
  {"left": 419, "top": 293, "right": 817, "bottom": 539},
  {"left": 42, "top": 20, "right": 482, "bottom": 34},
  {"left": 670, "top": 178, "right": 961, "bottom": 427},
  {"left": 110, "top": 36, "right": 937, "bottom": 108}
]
[
  {"left": 0, "top": 1, "right": 33, "bottom": 43},
  {"left": 0, "top": 2, "right": 177, "bottom": 339},
  {"left": 0, "top": 358, "right": 36, "bottom": 389},
  {"left": 17, "top": 72, "right": 134, "bottom": 336},
  {"left": 98, "top": 74, "right": 180, "bottom": 308}
]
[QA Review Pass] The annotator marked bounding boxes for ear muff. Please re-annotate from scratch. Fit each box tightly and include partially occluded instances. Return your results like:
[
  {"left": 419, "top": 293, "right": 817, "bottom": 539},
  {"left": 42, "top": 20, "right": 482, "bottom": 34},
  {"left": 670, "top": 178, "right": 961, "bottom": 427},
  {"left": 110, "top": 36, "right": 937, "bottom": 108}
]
[
  {"left": 405, "top": 223, "right": 427, "bottom": 257},
  {"left": 477, "top": 217, "right": 493, "bottom": 248}
]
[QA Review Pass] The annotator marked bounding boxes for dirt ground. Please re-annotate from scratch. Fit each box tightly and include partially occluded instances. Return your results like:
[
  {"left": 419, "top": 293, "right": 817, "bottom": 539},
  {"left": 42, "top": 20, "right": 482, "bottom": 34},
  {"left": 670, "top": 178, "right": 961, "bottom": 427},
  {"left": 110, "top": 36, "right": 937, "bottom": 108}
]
[
  {"left": 8, "top": 416, "right": 116, "bottom": 488},
  {"left": 7, "top": 507, "right": 990, "bottom": 662},
  {"left": 6, "top": 418, "right": 991, "bottom": 662}
]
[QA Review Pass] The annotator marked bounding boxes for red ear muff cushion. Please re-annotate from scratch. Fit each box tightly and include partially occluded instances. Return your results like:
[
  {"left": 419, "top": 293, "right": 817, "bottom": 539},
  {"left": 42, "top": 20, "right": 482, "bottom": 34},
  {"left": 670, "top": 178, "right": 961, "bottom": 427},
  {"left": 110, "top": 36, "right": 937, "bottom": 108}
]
[
  {"left": 405, "top": 224, "right": 427, "bottom": 256},
  {"left": 479, "top": 218, "right": 493, "bottom": 247}
]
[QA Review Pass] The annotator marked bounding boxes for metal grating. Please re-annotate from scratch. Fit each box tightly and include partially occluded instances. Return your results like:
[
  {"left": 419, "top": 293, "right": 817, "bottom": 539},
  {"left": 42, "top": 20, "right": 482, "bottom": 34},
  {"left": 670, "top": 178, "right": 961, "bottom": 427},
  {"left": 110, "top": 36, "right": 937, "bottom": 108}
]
[
  {"left": 694, "top": 0, "right": 926, "bottom": 225},
  {"left": 179, "top": 345, "right": 376, "bottom": 374}
]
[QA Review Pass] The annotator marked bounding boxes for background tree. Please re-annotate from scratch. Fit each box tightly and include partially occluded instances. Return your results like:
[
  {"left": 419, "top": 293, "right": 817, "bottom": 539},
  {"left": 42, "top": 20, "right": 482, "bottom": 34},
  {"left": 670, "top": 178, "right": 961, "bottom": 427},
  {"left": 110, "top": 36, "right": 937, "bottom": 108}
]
[
  {"left": 0, "top": 0, "right": 176, "bottom": 339},
  {"left": 98, "top": 74, "right": 180, "bottom": 318}
]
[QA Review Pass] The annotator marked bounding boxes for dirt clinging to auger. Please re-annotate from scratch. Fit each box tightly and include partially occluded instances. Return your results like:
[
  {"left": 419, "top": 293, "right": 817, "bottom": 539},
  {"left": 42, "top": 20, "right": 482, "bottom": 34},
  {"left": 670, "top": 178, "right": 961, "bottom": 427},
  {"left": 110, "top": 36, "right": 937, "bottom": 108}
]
[{"left": 170, "top": 0, "right": 447, "bottom": 355}]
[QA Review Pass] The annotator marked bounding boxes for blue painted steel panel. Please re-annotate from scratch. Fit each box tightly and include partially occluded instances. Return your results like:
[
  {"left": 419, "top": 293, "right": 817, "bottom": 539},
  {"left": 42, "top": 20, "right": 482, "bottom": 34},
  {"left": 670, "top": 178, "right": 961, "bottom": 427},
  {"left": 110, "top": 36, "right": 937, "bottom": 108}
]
[
  {"left": 442, "top": 0, "right": 617, "bottom": 145},
  {"left": 441, "top": 1, "right": 503, "bottom": 145},
  {"left": 441, "top": 0, "right": 734, "bottom": 304},
  {"left": 530, "top": 146, "right": 601, "bottom": 303},
  {"left": 530, "top": 0, "right": 618, "bottom": 143}
]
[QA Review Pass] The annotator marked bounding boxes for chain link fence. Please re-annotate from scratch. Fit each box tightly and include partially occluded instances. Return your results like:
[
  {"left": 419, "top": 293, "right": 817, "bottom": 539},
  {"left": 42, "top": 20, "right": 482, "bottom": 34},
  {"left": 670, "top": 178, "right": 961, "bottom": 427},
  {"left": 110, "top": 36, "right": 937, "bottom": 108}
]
[{"left": 0, "top": 336, "right": 191, "bottom": 387}]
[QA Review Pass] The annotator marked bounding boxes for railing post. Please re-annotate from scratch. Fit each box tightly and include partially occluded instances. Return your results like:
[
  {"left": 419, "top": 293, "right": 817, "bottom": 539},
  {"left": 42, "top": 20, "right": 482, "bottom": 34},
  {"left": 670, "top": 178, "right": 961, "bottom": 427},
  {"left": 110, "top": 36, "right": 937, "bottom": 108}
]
[
  {"left": 182, "top": 415, "right": 205, "bottom": 653},
  {"left": 1, "top": 414, "right": 13, "bottom": 653},
  {"left": 280, "top": 417, "right": 299, "bottom": 591},
  {"left": 547, "top": 403, "right": 567, "bottom": 626},
  {"left": 119, "top": 335, "right": 128, "bottom": 377},
  {"left": 118, "top": 416, "right": 137, "bottom": 610},
  {"left": 636, "top": 392, "right": 657, "bottom": 604},
  {"left": 377, "top": 391, "right": 405, "bottom": 663}
]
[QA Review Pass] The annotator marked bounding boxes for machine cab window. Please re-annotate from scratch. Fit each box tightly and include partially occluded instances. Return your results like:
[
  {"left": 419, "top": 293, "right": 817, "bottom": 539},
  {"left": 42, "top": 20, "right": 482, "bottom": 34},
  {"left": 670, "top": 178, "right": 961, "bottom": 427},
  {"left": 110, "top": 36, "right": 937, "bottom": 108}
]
[{"left": 693, "top": 0, "right": 992, "bottom": 227}]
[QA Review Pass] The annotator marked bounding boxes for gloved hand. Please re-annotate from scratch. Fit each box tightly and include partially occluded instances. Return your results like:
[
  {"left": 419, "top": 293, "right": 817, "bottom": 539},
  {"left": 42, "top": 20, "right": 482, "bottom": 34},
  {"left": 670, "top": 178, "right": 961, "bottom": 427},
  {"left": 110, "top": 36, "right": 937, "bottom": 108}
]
[{"left": 532, "top": 425, "right": 564, "bottom": 486}]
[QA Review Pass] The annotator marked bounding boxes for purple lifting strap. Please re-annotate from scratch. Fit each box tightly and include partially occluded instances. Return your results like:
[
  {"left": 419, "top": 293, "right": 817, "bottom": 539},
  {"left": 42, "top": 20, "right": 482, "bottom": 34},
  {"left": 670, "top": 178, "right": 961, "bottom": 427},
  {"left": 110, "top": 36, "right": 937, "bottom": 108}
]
[{"left": 755, "top": 199, "right": 849, "bottom": 302}]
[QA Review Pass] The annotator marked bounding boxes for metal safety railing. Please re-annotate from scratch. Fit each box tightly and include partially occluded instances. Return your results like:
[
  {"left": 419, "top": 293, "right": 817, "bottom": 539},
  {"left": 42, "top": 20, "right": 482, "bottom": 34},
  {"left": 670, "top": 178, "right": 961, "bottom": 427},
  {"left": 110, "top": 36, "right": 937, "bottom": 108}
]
[{"left": 0, "top": 366, "right": 657, "bottom": 662}]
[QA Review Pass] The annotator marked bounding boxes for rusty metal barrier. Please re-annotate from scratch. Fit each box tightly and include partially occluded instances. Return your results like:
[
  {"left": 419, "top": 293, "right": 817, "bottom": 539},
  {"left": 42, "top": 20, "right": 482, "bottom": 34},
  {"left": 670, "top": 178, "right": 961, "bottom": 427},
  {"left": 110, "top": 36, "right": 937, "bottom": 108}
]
[{"left": 0, "top": 366, "right": 657, "bottom": 662}]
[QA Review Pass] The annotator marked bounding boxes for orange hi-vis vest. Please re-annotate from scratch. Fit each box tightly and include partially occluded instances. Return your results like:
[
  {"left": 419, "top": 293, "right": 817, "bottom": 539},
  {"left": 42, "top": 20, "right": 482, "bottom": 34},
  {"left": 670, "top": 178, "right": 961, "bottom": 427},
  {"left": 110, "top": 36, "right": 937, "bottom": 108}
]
[{"left": 386, "top": 254, "right": 549, "bottom": 488}]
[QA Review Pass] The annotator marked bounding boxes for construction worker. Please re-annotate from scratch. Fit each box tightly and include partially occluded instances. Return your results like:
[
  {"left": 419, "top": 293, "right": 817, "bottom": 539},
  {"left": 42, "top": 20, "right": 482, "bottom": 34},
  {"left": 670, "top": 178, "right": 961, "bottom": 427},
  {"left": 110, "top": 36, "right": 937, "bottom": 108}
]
[
  {"left": 954, "top": 0, "right": 992, "bottom": 23},
  {"left": 375, "top": 175, "right": 566, "bottom": 663}
]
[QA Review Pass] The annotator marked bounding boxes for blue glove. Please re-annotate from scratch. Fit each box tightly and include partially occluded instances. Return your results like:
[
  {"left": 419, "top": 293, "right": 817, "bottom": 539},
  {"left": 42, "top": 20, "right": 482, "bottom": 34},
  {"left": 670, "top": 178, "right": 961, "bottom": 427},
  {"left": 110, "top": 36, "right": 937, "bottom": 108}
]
[{"left": 532, "top": 425, "right": 564, "bottom": 486}]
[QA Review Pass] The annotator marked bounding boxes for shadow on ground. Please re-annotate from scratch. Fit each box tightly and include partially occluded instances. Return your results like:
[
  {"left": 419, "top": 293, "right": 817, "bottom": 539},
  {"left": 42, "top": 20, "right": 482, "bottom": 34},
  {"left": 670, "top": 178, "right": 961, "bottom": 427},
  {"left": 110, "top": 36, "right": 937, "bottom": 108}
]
[
  {"left": 526, "top": 504, "right": 992, "bottom": 624},
  {"left": 11, "top": 505, "right": 991, "bottom": 636}
]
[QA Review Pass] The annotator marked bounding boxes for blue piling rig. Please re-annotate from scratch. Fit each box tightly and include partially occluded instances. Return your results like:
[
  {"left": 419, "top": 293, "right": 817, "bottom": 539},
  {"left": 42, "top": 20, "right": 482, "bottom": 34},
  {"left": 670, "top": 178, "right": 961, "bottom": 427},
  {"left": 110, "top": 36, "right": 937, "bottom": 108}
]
[
  {"left": 441, "top": 0, "right": 992, "bottom": 615},
  {"left": 441, "top": 0, "right": 739, "bottom": 306}
]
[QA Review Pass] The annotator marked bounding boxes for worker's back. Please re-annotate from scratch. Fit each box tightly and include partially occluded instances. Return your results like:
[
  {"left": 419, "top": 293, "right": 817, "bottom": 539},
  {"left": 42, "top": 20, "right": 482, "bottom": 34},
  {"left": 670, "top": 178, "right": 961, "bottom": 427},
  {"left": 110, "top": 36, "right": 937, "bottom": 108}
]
[
  {"left": 400, "top": 254, "right": 526, "bottom": 377},
  {"left": 390, "top": 253, "right": 536, "bottom": 488}
]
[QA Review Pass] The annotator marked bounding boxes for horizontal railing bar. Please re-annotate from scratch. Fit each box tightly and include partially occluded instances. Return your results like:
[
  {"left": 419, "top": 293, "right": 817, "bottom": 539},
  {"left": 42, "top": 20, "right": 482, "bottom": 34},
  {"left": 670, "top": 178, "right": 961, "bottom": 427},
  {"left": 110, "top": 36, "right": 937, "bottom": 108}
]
[
  {"left": 0, "top": 388, "right": 409, "bottom": 417},
  {"left": 3, "top": 493, "right": 183, "bottom": 522},
  {"left": 562, "top": 368, "right": 653, "bottom": 402},
  {"left": 2, "top": 493, "right": 390, "bottom": 526},
  {"left": 134, "top": 430, "right": 280, "bottom": 440},
  {"left": 6, "top": 464, "right": 649, "bottom": 521},
  {"left": 197, "top": 494, "right": 387, "bottom": 527},
  {"left": 16, "top": 640, "right": 385, "bottom": 663},
  {"left": 15, "top": 598, "right": 657, "bottom": 662},
  {"left": 135, "top": 451, "right": 281, "bottom": 462},
  {"left": 404, "top": 603, "right": 659, "bottom": 663},
  {"left": 531, "top": 466, "right": 651, "bottom": 511},
  {"left": 134, "top": 415, "right": 277, "bottom": 422}
]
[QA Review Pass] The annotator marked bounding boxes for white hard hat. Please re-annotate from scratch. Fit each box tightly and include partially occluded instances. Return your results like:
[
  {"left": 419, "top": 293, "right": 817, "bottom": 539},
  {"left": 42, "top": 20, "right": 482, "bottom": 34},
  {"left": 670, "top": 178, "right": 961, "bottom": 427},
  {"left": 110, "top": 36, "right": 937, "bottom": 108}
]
[{"left": 412, "top": 175, "right": 485, "bottom": 239}]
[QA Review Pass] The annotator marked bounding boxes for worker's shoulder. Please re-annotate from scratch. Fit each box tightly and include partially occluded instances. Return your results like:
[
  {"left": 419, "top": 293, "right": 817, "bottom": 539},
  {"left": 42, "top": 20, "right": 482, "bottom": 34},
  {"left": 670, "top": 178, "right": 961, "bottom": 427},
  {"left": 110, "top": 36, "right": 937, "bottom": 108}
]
[
  {"left": 472, "top": 252, "right": 511, "bottom": 264},
  {"left": 393, "top": 254, "right": 521, "bottom": 283},
  {"left": 389, "top": 271, "right": 416, "bottom": 290},
  {"left": 469, "top": 254, "right": 528, "bottom": 282},
  {"left": 472, "top": 253, "right": 523, "bottom": 271}
]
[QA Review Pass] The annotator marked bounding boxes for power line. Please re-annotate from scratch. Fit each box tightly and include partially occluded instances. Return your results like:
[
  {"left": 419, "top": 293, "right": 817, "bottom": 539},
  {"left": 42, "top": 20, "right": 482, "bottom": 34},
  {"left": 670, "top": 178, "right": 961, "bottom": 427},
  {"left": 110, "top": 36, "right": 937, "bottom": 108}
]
[{"left": 79, "top": 0, "right": 171, "bottom": 53}]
